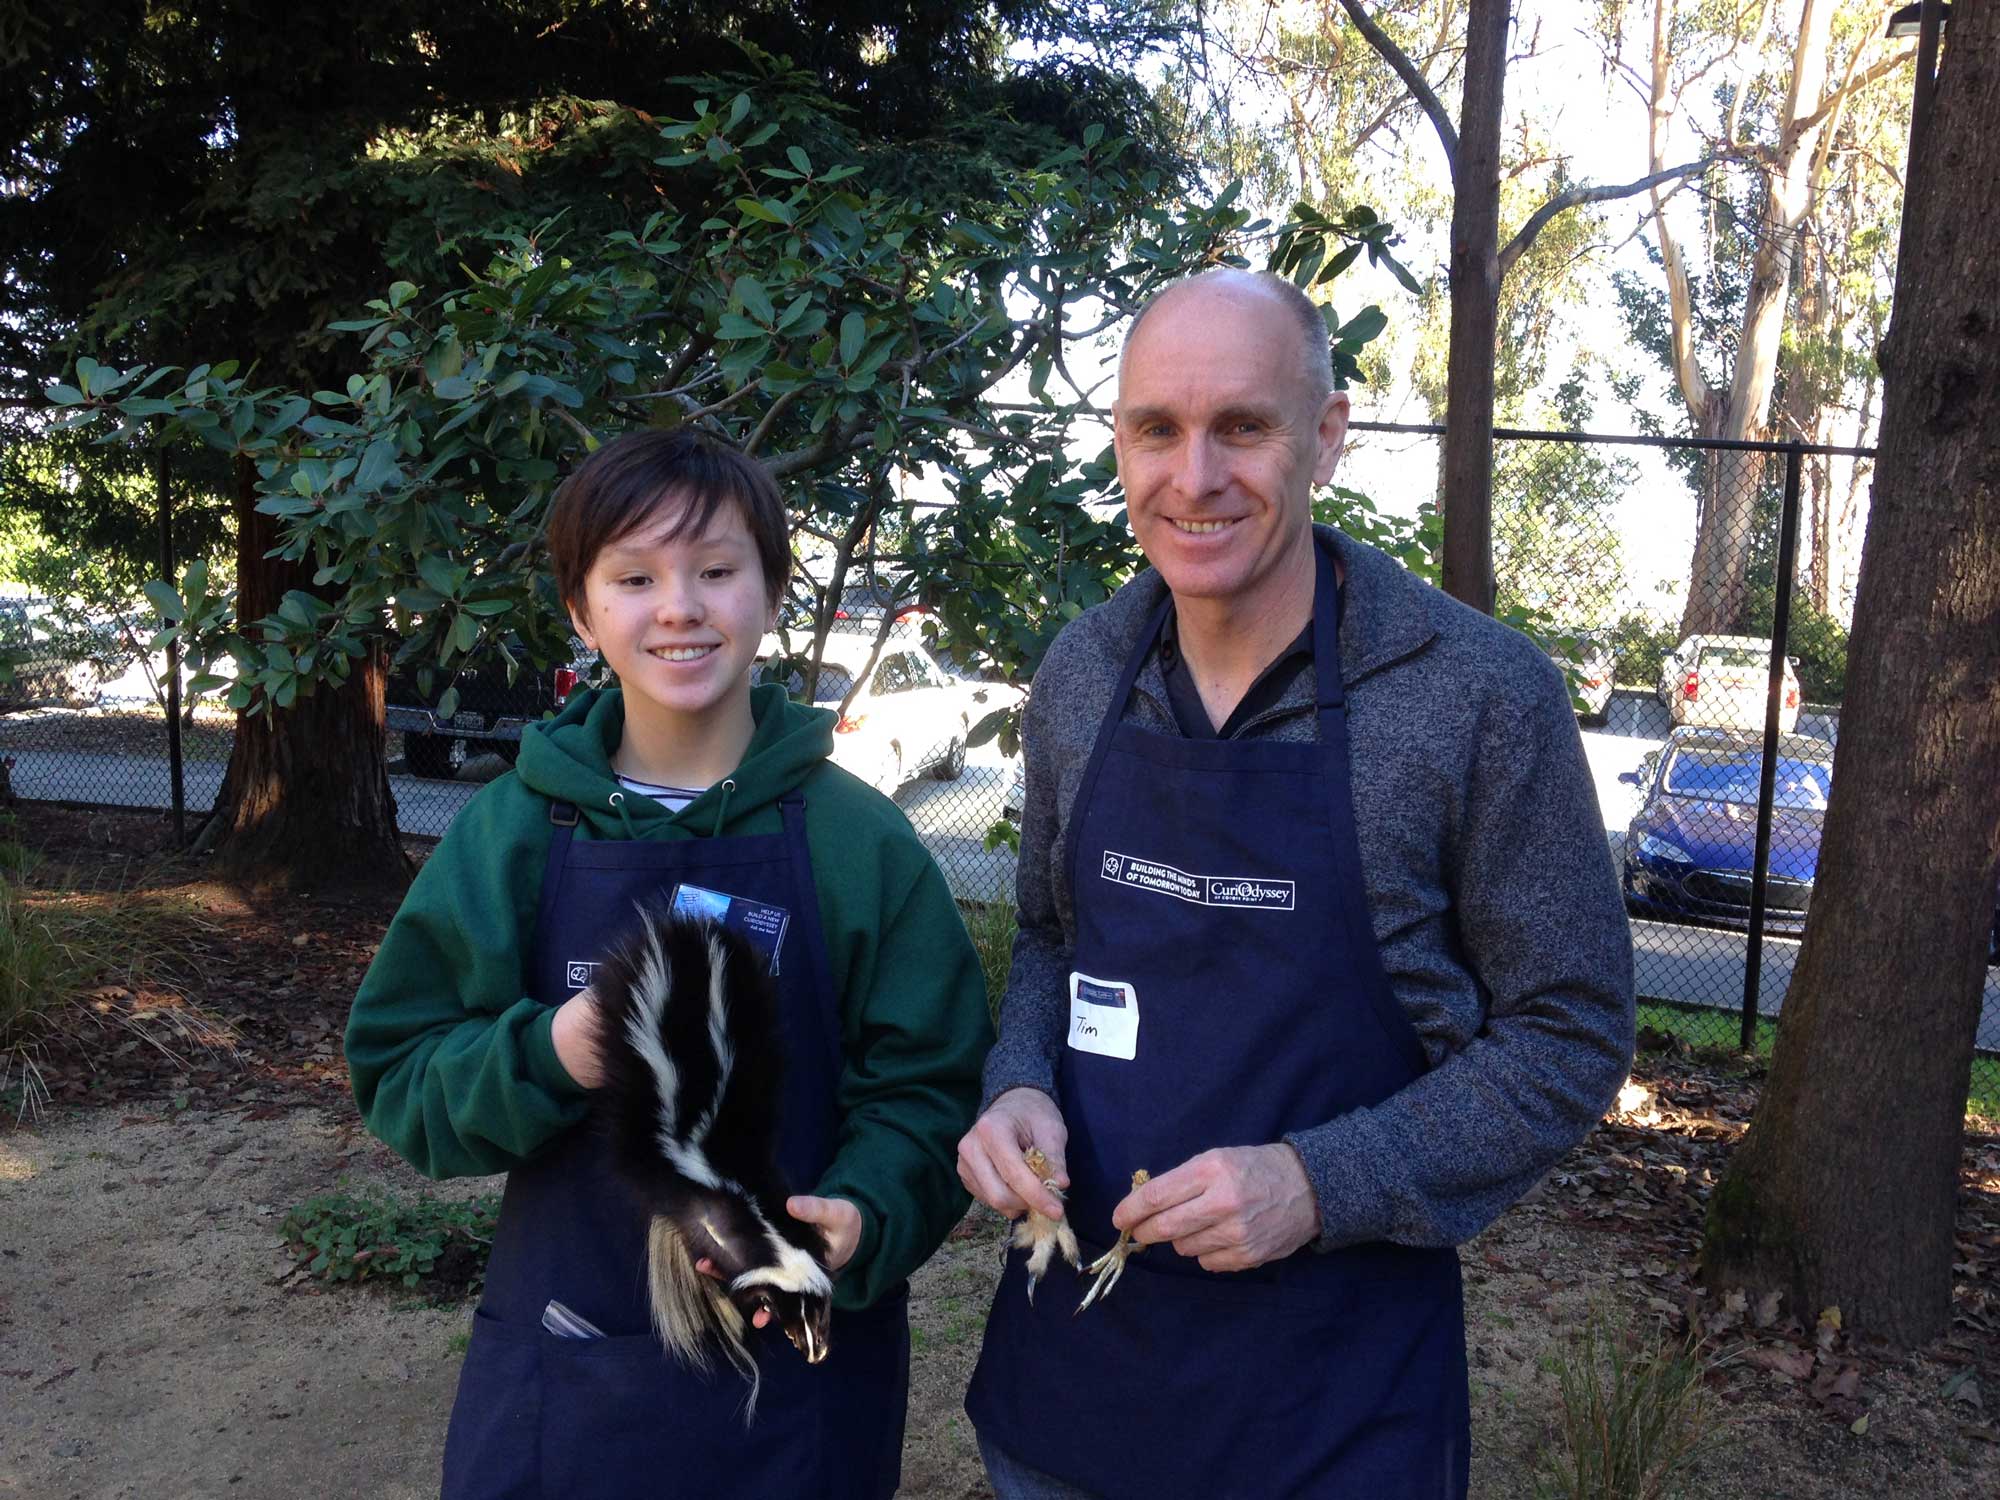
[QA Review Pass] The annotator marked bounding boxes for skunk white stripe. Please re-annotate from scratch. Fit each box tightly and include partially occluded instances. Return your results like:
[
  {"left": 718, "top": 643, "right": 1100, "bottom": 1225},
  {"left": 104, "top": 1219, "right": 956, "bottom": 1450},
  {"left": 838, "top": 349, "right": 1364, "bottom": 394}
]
[
  {"left": 686, "top": 933, "right": 734, "bottom": 1148},
  {"left": 621, "top": 914, "right": 723, "bottom": 1189},
  {"left": 732, "top": 1202, "right": 836, "bottom": 1298}
]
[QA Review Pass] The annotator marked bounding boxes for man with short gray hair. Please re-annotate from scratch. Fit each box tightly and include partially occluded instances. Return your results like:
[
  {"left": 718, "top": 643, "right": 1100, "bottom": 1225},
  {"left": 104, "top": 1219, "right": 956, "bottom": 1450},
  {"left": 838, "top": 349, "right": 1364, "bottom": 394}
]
[{"left": 958, "top": 268, "right": 1634, "bottom": 1498}]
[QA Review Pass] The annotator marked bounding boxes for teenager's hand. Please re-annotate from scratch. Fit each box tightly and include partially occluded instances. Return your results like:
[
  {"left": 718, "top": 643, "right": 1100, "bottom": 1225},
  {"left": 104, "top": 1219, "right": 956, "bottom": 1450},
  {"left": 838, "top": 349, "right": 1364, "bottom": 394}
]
[
  {"left": 957, "top": 1087, "right": 1069, "bottom": 1221},
  {"left": 550, "top": 988, "right": 607, "bottom": 1089},
  {"left": 691, "top": 1196, "right": 858, "bottom": 1329},
  {"left": 787, "top": 1195, "right": 863, "bottom": 1273}
]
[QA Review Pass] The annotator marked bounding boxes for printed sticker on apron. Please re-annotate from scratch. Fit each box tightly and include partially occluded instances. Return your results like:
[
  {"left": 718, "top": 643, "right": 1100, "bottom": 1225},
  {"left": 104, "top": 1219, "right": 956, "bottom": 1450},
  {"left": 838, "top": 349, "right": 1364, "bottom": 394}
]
[
  {"left": 670, "top": 883, "right": 791, "bottom": 976},
  {"left": 1067, "top": 972, "right": 1140, "bottom": 1060}
]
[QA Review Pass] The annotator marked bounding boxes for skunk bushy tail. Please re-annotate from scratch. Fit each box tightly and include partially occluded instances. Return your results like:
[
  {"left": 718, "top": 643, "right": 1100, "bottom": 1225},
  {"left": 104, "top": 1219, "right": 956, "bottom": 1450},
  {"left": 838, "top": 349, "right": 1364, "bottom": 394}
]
[{"left": 591, "top": 907, "right": 834, "bottom": 1421}]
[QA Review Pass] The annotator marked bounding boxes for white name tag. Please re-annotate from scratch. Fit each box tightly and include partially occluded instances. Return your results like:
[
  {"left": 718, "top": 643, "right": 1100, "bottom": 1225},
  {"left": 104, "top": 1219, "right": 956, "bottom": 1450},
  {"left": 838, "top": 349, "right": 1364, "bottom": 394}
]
[{"left": 1067, "top": 972, "right": 1139, "bottom": 1061}]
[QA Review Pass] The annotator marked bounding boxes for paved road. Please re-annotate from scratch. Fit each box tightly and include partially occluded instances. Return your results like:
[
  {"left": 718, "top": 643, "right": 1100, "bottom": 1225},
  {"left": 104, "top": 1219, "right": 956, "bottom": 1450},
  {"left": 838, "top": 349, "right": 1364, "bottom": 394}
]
[
  {"left": 0, "top": 736, "right": 1023, "bottom": 901},
  {"left": 10, "top": 696, "right": 1995, "bottom": 1049}
]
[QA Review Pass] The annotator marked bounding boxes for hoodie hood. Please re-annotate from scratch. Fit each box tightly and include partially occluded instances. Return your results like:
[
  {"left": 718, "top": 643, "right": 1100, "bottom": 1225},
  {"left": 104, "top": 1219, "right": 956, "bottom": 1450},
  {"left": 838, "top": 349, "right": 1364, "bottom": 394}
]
[{"left": 514, "top": 682, "right": 835, "bottom": 838}]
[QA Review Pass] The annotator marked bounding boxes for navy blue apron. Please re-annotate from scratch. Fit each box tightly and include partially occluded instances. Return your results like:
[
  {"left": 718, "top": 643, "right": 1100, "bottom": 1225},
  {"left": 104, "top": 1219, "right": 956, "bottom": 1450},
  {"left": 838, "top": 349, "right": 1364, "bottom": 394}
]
[
  {"left": 442, "top": 792, "right": 909, "bottom": 1499},
  {"left": 967, "top": 540, "right": 1470, "bottom": 1499}
]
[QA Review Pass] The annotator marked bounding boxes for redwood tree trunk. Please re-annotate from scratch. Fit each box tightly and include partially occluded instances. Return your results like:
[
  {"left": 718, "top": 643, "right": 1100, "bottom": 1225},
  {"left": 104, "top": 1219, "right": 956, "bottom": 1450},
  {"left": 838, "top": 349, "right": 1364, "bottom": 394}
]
[
  {"left": 1439, "top": 0, "right": 1508, "bottom": 616},
  {"left": 195, "top": 457, "right": 408, "bottom": 887},
  {"left": 1702, "top": 0, "right": 2000, "bottom": 1344}
]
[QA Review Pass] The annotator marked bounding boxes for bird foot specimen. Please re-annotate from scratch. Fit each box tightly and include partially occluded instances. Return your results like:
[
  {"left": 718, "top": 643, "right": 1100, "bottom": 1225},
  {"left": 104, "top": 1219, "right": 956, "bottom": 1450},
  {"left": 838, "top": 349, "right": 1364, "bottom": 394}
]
[
  {"left": 1075, "top": 1168, "right": 1149, "bottom": 1314},
  {"left": 1010, "top": 1147, "right": 1079, "bottom": 1304}
]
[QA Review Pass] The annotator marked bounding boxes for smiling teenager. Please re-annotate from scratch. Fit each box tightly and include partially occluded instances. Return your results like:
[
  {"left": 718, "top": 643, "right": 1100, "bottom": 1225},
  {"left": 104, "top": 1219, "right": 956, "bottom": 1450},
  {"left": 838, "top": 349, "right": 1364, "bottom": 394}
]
[
  {"left": 956, "top": 270, "right": 1635, "bottom": 1500},
  {"left": 346, "top": 428, "right": 992, "bottom": 1500}
]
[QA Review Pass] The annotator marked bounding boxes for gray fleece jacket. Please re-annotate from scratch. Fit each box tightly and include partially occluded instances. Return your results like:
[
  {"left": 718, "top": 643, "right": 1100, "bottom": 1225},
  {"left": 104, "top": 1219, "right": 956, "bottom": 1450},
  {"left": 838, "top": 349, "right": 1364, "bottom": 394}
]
[{"left": 983, "top": 525, "right": 1636, "bottom": 1251}]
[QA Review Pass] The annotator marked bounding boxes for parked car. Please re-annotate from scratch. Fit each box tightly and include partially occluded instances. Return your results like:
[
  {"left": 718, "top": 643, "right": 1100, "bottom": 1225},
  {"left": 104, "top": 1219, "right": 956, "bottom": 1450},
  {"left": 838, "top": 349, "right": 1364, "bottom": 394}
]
[
  {"left": 1002, "top": 760, "right": 1026, "bottom": 823},
  {"left": 1655, "top": 634, "right": 1801, "bottom": 734},
  {"left": 0, "top": 598, "right": 126, "bottom": 710},
  {"left": 1545, "top": 632, "right": 1615, "bottom": 723},
  {"left": 1619, "top": 726, "right": 1833, "bottom": 935},
  {"left": 386, "top": 637, "right": 588, "bottom": 779},
  {"left": 756, "top": 631, "right": 994, "bottom": 794}
]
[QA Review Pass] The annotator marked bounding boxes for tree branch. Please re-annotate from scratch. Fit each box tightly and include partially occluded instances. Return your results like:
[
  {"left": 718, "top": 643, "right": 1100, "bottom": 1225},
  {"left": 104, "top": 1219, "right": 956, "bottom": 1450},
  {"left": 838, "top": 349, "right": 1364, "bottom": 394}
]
[
  {"left": 1336, "top": 0, "right": 1458, "bottom": 167},
  {"left": 1499, "top": 156, "right": 1732, "bottom": 280},
  {"left": 744, "top": 385, "right": 803, "bottom": 455}
]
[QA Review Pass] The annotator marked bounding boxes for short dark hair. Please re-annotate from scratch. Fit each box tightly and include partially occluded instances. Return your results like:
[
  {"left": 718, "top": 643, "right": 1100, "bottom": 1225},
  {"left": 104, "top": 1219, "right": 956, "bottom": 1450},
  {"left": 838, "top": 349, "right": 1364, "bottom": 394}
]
[{"left": 547, "top": 428, "right": 791, "bottom": 611}]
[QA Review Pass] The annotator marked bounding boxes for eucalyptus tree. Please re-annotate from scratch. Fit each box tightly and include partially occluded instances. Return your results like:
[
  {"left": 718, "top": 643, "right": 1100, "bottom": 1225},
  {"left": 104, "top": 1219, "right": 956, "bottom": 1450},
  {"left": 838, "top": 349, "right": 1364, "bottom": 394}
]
[{"left": 1602, "top": 0, "right": 1916, "bottom": 638}]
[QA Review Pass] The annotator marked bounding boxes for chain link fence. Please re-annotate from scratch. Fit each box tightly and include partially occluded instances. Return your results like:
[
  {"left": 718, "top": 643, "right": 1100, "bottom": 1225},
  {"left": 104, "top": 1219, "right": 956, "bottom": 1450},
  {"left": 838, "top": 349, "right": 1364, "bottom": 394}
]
[{"left": 6, "top": 429, "right": 1997, "bottom": 1088}]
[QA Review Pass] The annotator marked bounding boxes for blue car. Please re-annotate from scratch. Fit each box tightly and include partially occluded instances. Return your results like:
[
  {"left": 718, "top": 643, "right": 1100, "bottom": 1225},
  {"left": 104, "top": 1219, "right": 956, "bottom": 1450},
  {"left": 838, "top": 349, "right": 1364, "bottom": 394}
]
[{"left": 1619, "top": 727, "right": 1834, "bottom": 935}]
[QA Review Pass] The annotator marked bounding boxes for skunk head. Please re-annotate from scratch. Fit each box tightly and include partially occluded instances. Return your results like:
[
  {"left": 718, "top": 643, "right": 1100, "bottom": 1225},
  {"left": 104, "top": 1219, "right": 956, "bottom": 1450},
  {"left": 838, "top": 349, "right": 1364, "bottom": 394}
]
[
  {"left": 591, "top": 906, "right": 838, "bottom": 1416},
  {"left": 733, "top": 1254, "right": 834, "bottom": 1365}
]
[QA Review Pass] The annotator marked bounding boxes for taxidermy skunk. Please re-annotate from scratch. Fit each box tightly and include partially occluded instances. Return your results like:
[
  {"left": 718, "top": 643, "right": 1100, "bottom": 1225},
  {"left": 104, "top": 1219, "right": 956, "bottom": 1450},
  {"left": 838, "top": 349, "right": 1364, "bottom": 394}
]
[{"left": 592, "top": 907, "right": 834, "bottom": 1420}]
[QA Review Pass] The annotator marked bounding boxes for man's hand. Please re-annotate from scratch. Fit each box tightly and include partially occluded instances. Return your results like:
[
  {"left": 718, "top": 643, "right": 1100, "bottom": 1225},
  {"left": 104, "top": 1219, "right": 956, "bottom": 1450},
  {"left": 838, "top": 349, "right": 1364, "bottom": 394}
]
[
  {"left": 1112, "top": 1143, "right": 1320, "bottom": 1273},
  {"left": 550, "top": 987, "right": 606, "bottom": 1089},
  {"left": 957, "top": 1087, "right": 1069, "bottom": 1221}
]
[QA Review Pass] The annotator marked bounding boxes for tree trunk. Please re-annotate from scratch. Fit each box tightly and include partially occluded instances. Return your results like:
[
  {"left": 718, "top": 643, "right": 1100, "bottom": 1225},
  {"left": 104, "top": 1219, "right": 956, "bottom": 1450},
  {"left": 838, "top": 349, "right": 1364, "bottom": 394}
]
[
  {"left": 1702, "top": 0, "right": 2000, "bottom": 1345},
  {"left": 1439, "top": 0, "right": 1509, "bottom": 616},
  {"left": 1663, "top": 0, "right": 1851, "bottom": 640},
  {"left": 195, "top": 457, "right": 408, "bottom": 888}
]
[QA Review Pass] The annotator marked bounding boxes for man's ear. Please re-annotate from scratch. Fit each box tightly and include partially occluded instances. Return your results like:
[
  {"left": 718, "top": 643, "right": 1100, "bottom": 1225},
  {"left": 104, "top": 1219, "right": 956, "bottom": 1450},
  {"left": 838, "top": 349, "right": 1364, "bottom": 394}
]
[
  {"left": 1311, "top": 391, "right": 1352, "bottom": 487},
  {"left": 567, "top": 599, "right": 595, "bottom": 653}
]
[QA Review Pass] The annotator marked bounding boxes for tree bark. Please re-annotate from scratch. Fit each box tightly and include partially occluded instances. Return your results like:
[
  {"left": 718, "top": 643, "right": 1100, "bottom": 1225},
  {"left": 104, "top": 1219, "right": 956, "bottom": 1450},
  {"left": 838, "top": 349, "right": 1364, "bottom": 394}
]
[
  {"left": 1702, "top": 0, "right": 2000, "bottom": 1345},
  {"left": 194, "top": 457, "right": 408, "bottom": 888},
  {"left": 1439, "top": 0, "right": 1509, "bottom": 615}
]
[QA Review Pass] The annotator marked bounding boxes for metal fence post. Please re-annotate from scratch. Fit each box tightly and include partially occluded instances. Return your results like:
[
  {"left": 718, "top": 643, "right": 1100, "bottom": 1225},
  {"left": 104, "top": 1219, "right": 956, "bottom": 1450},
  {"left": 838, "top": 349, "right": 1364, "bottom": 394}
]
[
  {"left": 1742, "top": 441, "right": 1804, "bottom": 1051},
  {"left": 156, "top": 443, "right": 185, "bottom": 846}
]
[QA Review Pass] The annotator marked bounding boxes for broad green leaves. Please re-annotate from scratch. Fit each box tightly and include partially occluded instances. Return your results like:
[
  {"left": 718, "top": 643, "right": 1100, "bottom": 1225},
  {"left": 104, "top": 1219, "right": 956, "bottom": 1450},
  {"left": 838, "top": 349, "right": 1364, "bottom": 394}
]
[{"left": 50, "top": 73, "right": 1403, "bottom": 716}]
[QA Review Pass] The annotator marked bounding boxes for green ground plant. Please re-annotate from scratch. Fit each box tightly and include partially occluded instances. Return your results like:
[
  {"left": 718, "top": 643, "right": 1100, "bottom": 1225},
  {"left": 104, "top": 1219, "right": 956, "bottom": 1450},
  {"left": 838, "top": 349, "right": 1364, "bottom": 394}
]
[
  {"left": 282, "top": 1185, "right": 500, "bottom": 1294},
  {"left": 1534, "top": 1302, "right": 1714, "bottom": 1500},
  {"left": 0, "top": 861, "right": 221, "bottom": 1120},
  {"left": 960, "top": 897, "right": 1018, "bottom": 1024}
]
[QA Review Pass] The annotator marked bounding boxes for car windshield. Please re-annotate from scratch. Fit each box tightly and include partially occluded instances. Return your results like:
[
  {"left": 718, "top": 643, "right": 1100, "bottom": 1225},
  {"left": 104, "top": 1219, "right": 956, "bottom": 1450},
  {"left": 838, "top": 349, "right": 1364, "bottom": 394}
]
[
  {"left": 1699, "top": 646, "right": 1768, "bottom": 671},
  {"left": 811, "top": 667, "right": 855, "bottom": 705},
  {"left": 757, "top": 661, "right": 856, "bottom": 705},
  {"left": 1663, "top": 746, "right": 1831, "bottom": 809}
]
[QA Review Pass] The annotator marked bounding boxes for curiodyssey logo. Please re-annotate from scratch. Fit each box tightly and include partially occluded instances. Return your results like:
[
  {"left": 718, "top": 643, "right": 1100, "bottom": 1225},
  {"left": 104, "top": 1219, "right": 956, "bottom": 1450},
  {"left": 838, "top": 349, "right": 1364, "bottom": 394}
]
[{"left": 1207, "top": 879, "right": 1294, "bottom": 908}]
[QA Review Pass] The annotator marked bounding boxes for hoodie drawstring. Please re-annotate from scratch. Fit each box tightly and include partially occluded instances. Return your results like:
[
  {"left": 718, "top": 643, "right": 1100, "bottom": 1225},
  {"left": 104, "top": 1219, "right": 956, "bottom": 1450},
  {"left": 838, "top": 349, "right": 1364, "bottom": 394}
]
[
  {"left": 608, "top": 790, "right": 638, "bottom": 840},
  {"left": 711, "top": 778, "right": 736, "bottom": 837}
]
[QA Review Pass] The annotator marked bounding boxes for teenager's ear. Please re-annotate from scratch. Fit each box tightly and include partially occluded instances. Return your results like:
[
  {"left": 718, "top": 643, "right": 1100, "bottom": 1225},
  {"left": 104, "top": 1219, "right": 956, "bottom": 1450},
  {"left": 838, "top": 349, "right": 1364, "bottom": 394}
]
[{"left": 567, "top": 599, "right": 595, "bottom": 652}]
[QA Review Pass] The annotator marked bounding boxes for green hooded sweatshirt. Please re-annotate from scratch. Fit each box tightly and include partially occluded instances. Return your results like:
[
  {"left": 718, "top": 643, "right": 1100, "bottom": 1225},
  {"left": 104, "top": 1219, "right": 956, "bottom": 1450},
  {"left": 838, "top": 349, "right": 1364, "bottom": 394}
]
[{"left": 346, "top": 682, "right": 993, "bottom": 1310}]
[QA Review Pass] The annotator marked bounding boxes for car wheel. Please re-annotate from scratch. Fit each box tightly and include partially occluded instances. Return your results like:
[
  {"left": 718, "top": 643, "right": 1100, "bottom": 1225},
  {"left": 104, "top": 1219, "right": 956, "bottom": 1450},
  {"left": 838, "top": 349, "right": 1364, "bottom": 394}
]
[
  {"left": 932, "top": 732, "right": 967, "bottom": 781},
  {"left": 403, "top": 732, "right": 461, "bottom": 779}
]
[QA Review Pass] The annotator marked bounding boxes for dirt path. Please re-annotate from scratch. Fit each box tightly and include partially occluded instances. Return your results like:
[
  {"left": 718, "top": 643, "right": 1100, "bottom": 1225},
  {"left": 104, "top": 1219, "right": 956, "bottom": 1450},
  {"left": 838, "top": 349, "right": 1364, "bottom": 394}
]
[
  {"left": 0, "top": 811, "right": 1993, "bottom": 1498},
  {"left": 5, "top": 1096, "right": 1995, "bottom": 1500}
]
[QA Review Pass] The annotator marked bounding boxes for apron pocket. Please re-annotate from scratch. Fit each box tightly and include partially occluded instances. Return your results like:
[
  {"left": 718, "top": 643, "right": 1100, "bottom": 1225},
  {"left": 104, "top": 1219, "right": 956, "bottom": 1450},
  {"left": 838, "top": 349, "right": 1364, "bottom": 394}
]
[
  {"left": 535, "top": 1304, "right": 909, "bottom": 1500},
  {"left": 442, "top": 1309, "right": 544, "bottom": 1500}
]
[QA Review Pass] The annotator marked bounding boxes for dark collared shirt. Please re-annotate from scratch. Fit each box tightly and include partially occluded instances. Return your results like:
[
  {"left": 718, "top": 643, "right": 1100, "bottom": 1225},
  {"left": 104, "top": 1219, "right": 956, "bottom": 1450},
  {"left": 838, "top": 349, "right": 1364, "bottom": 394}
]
[
  {"left": 1157, "top": 584, "right": 1342, "bottom": 739},
  {"left": 1159, "top": 615, "right": 1310, "bottom": 739}
]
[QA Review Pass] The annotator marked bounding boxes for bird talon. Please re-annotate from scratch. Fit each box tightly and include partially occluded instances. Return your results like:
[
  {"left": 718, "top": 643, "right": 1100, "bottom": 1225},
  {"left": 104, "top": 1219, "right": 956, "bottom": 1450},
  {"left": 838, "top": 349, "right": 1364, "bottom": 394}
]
[
  {"left": 1074, "top": 1169, "right": 1149, "bottom": 1315},
  {"left": 1011, "top": 1147, "right": 1079, "bottom": 1304}
]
